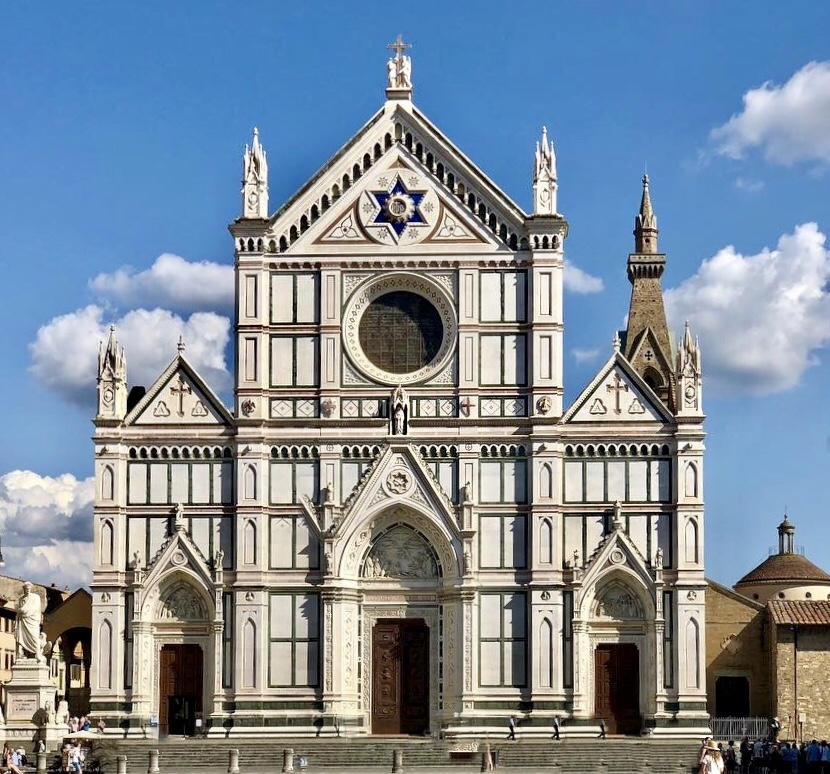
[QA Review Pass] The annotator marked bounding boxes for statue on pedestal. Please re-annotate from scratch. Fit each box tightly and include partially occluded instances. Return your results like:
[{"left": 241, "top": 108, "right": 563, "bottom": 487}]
[{"left": 16, "top": 582, "right": 44, "bottom": 663}]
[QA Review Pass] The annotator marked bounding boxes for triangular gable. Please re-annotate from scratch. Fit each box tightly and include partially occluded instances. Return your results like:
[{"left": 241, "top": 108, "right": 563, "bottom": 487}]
[
  {"left": 563, "top": 351, "right": 671, "bottom": 424},
  {"left": 141, "top": 522, "right": 214, "bottom": 596},
  {"left": 334, "top": 444, "right": 460, "bottom": 542},
  {"left": 261, "top": 102, "right": 527, "bottom": 255},
  {"left": 125, "top": 355, "right": 232, "bottom": 427},
  {"left": 576, "top": 525, "right": 656, "bottom": 617},
  {"left": 289, "top": 151, "right": 505, "bottom": 254}
]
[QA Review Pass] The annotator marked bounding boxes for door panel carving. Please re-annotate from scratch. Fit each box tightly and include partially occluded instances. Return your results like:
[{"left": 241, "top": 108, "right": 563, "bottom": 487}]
[
  {"left": 594, "top": 643, "right": 640, "bottom": 735},
  {"left": 372, "top": 619, "right": 429, "bottom": 735}
]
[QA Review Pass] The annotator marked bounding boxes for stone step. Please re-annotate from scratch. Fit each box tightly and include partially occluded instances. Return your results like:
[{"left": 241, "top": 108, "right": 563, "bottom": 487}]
[{"left": 92, "top": 738, "right": 700, "bottom": 773}]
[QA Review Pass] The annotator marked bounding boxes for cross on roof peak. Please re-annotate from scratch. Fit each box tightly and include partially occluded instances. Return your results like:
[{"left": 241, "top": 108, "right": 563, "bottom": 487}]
[{"left": 387, "top": 34, "right": 411, "bottom": 60}]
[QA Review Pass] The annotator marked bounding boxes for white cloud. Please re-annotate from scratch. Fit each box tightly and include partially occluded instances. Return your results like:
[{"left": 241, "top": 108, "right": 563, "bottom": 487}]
[
  {"left": 90, "top": 253, "right": 234, "bottom": 313},
  {"left": 733, "top": 177, "right": 764, "bottom": 193},
  {"left": 565, "top": 261, "right": 604, "bottom": 294},
  {"left": 0, "top": 470, "right": 95, "bottom": 589},
  {"left": 29, "top": 306, "right": 231, "bottom": 407},
  {"left": 711, "top": 61, "right": 830, "bottom": 165},
  {"left": 572, "top": 348, "right": 601, "bottom": 364},
  {"left": 665, "top": 223, "right": 830, "bottom": 394}
]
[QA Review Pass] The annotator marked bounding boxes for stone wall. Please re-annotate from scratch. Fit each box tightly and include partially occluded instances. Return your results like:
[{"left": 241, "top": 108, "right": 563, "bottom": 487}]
[
  {"left": 773, "top": 625, "right": 830, "bottom": 741},
  {"left": 705, "top": 581, "right": 769, "bottom": 718}
]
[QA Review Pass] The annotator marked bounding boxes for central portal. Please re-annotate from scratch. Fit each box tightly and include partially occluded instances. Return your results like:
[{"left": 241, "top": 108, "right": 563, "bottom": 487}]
[
  {"left": 594, "top": 643, "right": 641, "bottom": 735},
  {"left": 372, "top": 619, "right": 429, "bottom": 735},
  {"left": 159, "top": 643, "right": 203, "bottom": 736}
]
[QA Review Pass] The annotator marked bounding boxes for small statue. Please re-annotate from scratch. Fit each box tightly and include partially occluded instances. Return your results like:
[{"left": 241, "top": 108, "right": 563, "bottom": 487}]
[
  {"left": 174, "top": 502, "right": 185, "bottom": 529},
  {"left": 572, "top": 549, "right": 580, "bottom": 569},
  {"left": 56, "top": 697, "right": 70, "bottom": 726},
  {"left": 391, "top": 384, "right": 408, "bottom": 435},
  {"left": 214, "top": 548, "right": 225, "bottom": 568},
  {"left": 462, "top": 481, "right": 472, "bottom": 504},
  {"left": 463, "top": 546, "right": 473, "bottom": 575},
  {"left": 612, "top": 500, "right": 624, "bottom": 530},
  {"left": 131, "top": 550, "right": 143, "bottom": 570},
  {"left": 655, "top": 547, "right": 664, "bottom": 567}
]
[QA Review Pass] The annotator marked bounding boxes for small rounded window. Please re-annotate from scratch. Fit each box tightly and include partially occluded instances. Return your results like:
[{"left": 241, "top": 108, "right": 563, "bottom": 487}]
[
  {"left": 778, "top": 592, "right": 785, "bottom": 599},
  {"left": 806, "top": 592, "right": 812, "bottom": 599}
]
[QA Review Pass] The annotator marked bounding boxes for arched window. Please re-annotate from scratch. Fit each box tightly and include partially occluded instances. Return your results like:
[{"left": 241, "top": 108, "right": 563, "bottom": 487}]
[
  {"left": 685, "top": 618, "right": 700, "bottom": 689},
  {"left": 539, "top": 519, "right": 553, "bottom": 565},
  {"left": 101, "top": 465, "right": 114, "bottom": 501},
  {"left": 243, "top": 618, "right": 257, "bottom": 688},
  {"left": 97, "top": 619, "right": 113, "bottom": 690},
  {"left": 244, "top": 465, "right": 257, "bottom": 500},
  {"left": 539, "top": 618, "right": 553, "bottom": 688},
  {"left": 243, "top": 520, "right": 256, "bottom": 565},
  {"left": 684, "top": 519, "right": 699, "bottom": 564},
  {"left": 539, "top": 463, "right": 553, "bottom": 499},
  {"left": 100, "top": 521, "right": 114, "bottom": 566},
  {"left": 685, "top": 463, "right": 698, "bottom": 498}
]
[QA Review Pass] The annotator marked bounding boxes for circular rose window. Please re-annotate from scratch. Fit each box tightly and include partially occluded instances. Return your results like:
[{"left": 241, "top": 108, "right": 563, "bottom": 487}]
[{"left": 343, "top": 274, "right": 456, "bottom": 384}]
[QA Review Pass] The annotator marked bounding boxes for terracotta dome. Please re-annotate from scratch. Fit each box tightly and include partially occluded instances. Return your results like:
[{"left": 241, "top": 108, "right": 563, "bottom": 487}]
[{"left": 735, "top": 552, "right": 830, "bottom": 587}]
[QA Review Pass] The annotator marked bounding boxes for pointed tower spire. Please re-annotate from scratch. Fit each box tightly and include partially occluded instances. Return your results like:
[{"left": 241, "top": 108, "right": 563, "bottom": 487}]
[
  {"left": 241, "top": 127, "right": 269, "bottom": 219},
  {"left": 623, "top": 175, "right": 674, "bottom": 407},
  {"left": 634, "top": 173, "right": 658, "bottom": 253},
  {"left": 533, "top": 125, "right": 558, "bottom": 215},
  {"left": 676, "top": 320, "right": 703, "bottom": 417},
  {"left": 97, "top": 326, "right": 128, "bottom": 420}
]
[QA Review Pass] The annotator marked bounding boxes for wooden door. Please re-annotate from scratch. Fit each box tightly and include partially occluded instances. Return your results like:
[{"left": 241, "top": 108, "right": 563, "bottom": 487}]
[
  {"left": 372, "top": 620, "right": 429, "bottom": 735},
  {"left": 594, "top": 643, "right": 640, "bottom": 735},
  {"left": 159, "top": 644, "right": 203, "bottom": 736}
]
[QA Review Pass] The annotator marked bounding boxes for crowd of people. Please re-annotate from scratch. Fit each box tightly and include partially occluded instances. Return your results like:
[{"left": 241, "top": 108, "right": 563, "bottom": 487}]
[{"left": 699, "top": 735, "right": 830, "bottom": 773}]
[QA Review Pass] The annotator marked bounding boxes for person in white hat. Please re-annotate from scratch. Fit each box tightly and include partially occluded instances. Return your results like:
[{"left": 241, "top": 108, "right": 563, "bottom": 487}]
[{"left": 700, "top": 739, "right": 724, "bottom": 774}]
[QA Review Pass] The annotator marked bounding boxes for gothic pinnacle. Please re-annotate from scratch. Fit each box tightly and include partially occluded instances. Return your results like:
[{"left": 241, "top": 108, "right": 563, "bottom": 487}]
[{"left": 634, "top": 173, "right": 658, "bottom": 254}]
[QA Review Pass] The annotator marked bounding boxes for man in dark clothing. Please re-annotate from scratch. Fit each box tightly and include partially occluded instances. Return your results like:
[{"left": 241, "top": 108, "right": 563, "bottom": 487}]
[{"left": 552, "top": 716, "right": 561, "bottom": 741}]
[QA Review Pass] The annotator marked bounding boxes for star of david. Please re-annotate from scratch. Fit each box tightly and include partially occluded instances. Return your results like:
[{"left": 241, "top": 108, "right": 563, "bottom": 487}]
[{"left": 368, "top": 175, "right": 427, "bottom": 237}]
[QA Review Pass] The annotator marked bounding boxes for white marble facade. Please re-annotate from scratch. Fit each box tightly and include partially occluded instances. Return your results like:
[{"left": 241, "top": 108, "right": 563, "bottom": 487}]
[{"left": 90, "top": 45, "right": 708, "bottom": 738}]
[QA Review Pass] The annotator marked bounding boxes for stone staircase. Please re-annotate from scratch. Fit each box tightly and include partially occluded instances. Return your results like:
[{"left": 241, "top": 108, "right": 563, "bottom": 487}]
[{"left": 91, "top": 737, "right": 701, "bottom": 773}]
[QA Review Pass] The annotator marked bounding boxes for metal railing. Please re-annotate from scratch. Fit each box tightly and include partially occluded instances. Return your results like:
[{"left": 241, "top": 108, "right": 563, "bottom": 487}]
[{"left": 710, "top": 717, "right": 770, "bottom": 741}]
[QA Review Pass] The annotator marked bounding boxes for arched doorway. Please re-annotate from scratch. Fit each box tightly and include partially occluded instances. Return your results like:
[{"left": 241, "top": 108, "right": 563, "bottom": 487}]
[{"left": 159, "top": 644, "right": 203, "bottom": 736}]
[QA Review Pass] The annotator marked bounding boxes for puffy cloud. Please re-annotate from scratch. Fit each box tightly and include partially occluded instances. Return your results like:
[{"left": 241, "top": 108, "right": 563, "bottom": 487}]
[
  {"left": 0, "top": 470, "right": 95, "bottom": 588},
  {"left": 572, "top": 348, "right": 601, "bottom": 364},
  {"left": 665, "top": 223, "right": 830, "bottom": 394},
  {"left": 90, "top": 253, "right": 234, "bottom": 313},
  {"left": 711, "top": 61, "right": 830, "bottom": 165},
  {"left": 565, "top": 261, "right": 604, "bottom": 294},
  {"left": 29, "top": 306, "right": 231, "bottom": 407}
]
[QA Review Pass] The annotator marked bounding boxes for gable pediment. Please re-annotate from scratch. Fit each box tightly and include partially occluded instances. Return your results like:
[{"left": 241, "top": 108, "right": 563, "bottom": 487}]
[
  {"left": 249, "top": 103, "right": 528, "bottom": 257},
  {"left": 125, "top": 356, "right": 232, "bottom": 427},
  {"left": 563, "top": 353, "right": 670, "bottom": 424},
  {"left": 335, "top": 444, "right": 460, "bottom": 542}
]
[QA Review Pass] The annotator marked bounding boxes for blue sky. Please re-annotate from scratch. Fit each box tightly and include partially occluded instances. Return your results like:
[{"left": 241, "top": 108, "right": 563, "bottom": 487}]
[{"left": 2, "top": 3, "right": 830, "bottom": 588}]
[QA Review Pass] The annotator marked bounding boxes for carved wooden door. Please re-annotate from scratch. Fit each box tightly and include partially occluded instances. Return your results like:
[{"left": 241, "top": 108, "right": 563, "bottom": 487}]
[
  {"left": 159, "top": 644, "right": 203, "bottom": 736},
  {"left": 372, "top": 620, "right": 429, "bottom": 735},
  {"left": 594, "top": 643, "right": 640, "bottom": 735}
]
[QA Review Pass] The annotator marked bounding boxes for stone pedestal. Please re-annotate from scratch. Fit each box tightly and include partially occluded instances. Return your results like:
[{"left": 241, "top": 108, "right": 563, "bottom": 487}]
[{"left": 3, "top": 659, "right": 59, "bottom": 748}]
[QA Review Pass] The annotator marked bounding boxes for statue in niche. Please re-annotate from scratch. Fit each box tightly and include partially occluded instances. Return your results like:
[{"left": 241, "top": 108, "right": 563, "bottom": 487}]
[
  {"left": 131, "top": 550, "right": 143, "bottom": 570},
  {"left": 463, "top": 546, "right": 473, "bottom": 575},
  {"left": 461, "top": 481, "right": 473, "bottom": 504},
  {"left": 363, "top": 525, "right": 438, "bottom": 579},
  {"left": 214, "top": 547, "right": 224, "bottom": 568},
  {"left": 655, "top": 547, "right": 664, "bottom": 567},
  {"left": 596, "top": 588, "right": 640, "bottom": 620},
  {"left": 391, "top": 385, "right": 408, "bottom": 435}
]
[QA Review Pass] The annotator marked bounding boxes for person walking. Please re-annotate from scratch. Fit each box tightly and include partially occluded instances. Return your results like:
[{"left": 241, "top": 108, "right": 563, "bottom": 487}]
[
  {"left": 701, "top": 740, "right": 725, "bottom": 774},
  {"left": 552, "top": 715, "right": 561, "bottom": 741},
  {"left": 598, "top": 719, "right": 607, "bottom": 739},
  {"left": 507, "top": 715, "right": 517, "bottom": 740}
]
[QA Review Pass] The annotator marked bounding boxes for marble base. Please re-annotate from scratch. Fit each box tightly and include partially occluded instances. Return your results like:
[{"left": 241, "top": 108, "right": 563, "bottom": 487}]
[{"left": 3, "top": 659, "right": 57, "bottom": 748}]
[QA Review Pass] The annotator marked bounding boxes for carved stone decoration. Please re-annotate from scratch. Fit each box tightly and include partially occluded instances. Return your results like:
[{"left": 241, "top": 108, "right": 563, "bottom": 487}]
[
  {"left": 609, "top": 548, "right": 626, "bottom": 565},
  {"left": 321, "top": 398, "right": 337, "bottom": 418},
  {"left": 384, "top": 469, "right": 412, "bottom": 495},
  {"left": 536, "top": 395, "right": 553, "bottom": 415},
  {"left": 594, "top": 585, "right": 643, "bottom": 621},
  {"left": 240, "top": 399, "right": 256, "bottom": 416},
  {"left": 363, "top": 524, "right": 439, "bottom": 579},
  {"left": 158, "top": 585, "right": 207, "bottom": 622},
  {"left": 686, "top": 590, "right": 698, "bottom": 601}
]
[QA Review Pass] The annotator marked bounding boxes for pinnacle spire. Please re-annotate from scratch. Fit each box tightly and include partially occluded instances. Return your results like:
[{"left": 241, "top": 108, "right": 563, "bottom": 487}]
[
  {"left": 634, "top": 173, "right": 658, "bottom": 253},
  {"left": 532, "top": 125, "right": 558, "bottom": 215},
  {"left": 241, "top": 126, "right": 269, "bottom": 218}
]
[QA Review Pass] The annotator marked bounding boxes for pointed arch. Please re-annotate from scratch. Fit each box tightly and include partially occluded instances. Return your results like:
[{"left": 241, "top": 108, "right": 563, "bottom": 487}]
[
  {"left": 100, "top": 520, "right": 114, "bottom": 566},
  {"left": 539, "top": 519, "right": 553, "bottom": 565},
  {"left": 97, "top": 619, "right": 113, "bottom": 690},
  {"left": 539, "top": 617, "right": 553, "bottom": 688},
  {"left": 243, "top": 520, "right": 257, "bottom": 565},
  {"left": 244, "top": 464, "right": 257, "bottom": 500},
  {"left": 539, "top": 462, "right": 553, "bottom": 499},
  {"left": 243, "top": 617, "right": 257, "bottom": 688},
  {"left": 685, "top": 618, "right": 700, "bottom": 688},
  {"left": 684, "top": 462, "right": 698, "bottom": 498},
  {"left": 101, "top": 465, "right": 114, "bottom": 501},
  {"left": 684, "top": 519, "right": 699, "bottom": 564}
]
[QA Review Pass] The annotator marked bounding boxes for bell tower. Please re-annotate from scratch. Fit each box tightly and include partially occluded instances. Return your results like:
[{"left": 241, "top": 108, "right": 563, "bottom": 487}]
[
  {"left": 96, "top": 326, "right": 127, "bottom": 421},
  {"left": 623, "top": 174, "right": 674, "bottom": 406}
]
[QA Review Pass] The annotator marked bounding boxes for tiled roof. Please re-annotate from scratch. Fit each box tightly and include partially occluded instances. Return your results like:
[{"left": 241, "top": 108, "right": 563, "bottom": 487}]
[
  {"left": 735, "top": 553, "right": 830, "bottom": 586},
  {"left": 768, "top": 600, "right": 830, "bottom": 626}
]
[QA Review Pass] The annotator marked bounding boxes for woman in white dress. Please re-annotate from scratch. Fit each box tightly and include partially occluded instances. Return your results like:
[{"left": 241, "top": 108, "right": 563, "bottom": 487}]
[{"left": 700, "top": 740, "right": 725, "bottom": 774}]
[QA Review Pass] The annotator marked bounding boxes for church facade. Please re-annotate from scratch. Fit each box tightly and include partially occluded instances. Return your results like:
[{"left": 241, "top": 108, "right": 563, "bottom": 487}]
[{"left": 90, "top": 45, "right": 708, "bottom": 738}]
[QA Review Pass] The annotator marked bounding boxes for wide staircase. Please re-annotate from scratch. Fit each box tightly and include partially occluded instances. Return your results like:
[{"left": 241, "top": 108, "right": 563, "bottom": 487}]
[{"left": 92, "top": 737, "right": 701, "bottom": 773}]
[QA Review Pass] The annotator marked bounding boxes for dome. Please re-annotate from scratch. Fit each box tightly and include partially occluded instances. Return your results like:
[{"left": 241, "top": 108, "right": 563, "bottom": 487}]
[{"left": 735, "top": 552, "right": 830, "bottom": 588}]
